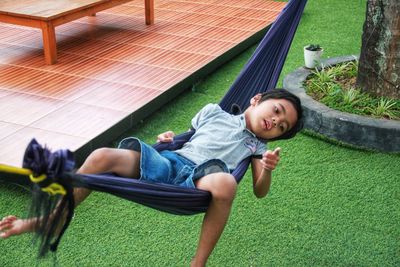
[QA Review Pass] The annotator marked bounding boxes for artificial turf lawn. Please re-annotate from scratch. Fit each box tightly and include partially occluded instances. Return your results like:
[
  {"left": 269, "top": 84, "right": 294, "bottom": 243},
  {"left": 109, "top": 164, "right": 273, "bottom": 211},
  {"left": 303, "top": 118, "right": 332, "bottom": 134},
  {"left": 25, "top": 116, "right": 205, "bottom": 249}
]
[{"left": 1, "top": 0, "right": 399, "bottom": 266}]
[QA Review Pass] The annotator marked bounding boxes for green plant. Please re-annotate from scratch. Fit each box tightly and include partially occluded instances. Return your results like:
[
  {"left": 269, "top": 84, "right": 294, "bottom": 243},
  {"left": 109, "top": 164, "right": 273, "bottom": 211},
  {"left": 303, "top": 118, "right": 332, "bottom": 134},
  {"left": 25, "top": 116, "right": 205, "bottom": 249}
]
[
  {"left": 305, "top": 65, "right": 340, "bottom": 99},
  {"left": 331, "top": 62, "right": 350, "bottom": 77},
  {"left": 313, "top": 66, "right": 335, "bottom": 83},
  {"left": 367, "top": 98, "right": 400, "bottom": 119},
  {"left": 304, "top": 61, "right": 400, "bottom": 120},
  {"left": 342, "top": 88, "right": 361, "bottom": 106},
  {"left": 305, "top": 44, "right": 322, "bottom": 51},
  {"left": 344, "top": 60, "right": 358, "bottom": 77}
]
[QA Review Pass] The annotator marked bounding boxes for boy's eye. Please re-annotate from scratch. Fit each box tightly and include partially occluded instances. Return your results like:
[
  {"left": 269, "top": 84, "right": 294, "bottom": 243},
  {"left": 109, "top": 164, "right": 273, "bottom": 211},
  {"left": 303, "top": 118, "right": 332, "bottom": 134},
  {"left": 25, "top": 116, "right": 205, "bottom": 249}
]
[
  {"left": 274, "top": 106, "right": 279, "bottom": 113},
  {"left": 280, "top": 125, "right": 285, "bottom": 132}
]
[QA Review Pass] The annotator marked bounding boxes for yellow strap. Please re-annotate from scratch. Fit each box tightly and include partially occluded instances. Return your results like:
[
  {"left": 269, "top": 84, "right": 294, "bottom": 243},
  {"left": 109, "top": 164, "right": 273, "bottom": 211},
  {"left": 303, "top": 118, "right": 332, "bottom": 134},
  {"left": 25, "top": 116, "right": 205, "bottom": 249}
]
[
  {"left": 0, "top": 164, "right": 32, "bottom": 176},
  {"left": 29, "top": 173, "right": 47, "bottom": 183},
  {"left": 42, "top": 183, "right": 67, "bottom": 196},
  {"left": 0, "top": 163, "right": 66, "bottom": 196}
]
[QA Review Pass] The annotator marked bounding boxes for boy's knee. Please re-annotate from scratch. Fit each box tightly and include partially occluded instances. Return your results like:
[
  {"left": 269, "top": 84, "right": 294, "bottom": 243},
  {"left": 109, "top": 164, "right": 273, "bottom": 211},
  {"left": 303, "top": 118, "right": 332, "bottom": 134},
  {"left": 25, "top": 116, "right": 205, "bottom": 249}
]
[
  {"left": 211, "top": 173, "right": 237, "bottom": 202},
  {"left": 86, "top": 148, "right": 114, "bottom": 169}
]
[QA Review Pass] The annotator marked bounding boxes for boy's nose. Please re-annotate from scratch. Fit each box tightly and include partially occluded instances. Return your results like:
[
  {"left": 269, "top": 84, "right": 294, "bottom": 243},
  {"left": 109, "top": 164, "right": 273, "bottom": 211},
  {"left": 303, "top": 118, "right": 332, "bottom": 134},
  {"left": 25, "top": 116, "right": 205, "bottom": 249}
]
[
  {"left": 272, "top": 117, "right": 282, "bottom": 128},
  {"left": 272, "top": 117, "right": 277, "bottom": 127}
]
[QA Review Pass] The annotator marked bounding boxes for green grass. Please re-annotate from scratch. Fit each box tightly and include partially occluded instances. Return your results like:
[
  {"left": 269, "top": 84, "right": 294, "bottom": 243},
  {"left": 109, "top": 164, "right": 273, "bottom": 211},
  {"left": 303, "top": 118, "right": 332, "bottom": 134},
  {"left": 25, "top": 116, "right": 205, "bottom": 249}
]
[{"left": 1, "top": 0, "right": 400, "bottom": 266}]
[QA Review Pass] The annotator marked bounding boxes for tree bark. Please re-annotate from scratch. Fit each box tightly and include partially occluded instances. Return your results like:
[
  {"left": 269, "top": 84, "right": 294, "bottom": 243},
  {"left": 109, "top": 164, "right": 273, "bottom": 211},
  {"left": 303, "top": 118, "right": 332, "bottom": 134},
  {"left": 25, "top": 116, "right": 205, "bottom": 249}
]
[{"left": 357, "top": 0, "right": 400, "bottom": 99}]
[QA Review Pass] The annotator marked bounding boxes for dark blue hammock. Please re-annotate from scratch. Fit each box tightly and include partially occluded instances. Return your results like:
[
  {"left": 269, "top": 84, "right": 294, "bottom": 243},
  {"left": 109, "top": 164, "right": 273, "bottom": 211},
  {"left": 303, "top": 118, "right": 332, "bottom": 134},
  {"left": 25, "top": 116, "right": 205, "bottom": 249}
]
[
  {"left": 91, "top": 0, "right": 308, "bottom": 215},
  {"left": 19, "top": 0, "right": 307, "bottom": 256}
]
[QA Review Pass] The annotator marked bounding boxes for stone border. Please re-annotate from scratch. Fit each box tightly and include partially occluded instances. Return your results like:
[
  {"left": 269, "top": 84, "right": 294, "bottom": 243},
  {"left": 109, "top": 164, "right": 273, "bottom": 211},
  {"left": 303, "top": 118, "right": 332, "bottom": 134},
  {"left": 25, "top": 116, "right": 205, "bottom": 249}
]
[{"left": 283, "top": 55, "right": 400, "bottom": 152}]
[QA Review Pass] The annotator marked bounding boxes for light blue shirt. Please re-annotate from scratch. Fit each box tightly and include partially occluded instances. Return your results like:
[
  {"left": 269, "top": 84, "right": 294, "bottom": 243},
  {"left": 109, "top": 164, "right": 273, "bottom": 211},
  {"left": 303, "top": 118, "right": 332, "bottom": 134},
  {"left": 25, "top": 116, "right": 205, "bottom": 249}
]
[{"left": 175, "top": 104, "right": 267, "bottom": 170}]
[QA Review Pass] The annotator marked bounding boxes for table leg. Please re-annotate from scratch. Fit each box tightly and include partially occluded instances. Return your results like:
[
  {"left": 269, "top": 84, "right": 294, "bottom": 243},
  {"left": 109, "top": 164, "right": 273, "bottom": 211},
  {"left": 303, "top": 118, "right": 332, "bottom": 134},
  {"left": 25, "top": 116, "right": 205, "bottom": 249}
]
[
  {"left": 40, "top": 21, "right": 57, "bottom": 64},
  {"left": 145, "top": 0, "right": 154, "bottom": 25}
]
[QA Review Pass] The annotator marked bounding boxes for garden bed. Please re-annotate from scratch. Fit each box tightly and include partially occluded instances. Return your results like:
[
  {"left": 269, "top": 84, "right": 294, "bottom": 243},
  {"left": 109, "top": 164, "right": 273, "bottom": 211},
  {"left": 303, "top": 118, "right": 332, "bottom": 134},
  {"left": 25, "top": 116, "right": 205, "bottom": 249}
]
[{"left": 283, "top": 55, "right": 400, "bottom": 152}]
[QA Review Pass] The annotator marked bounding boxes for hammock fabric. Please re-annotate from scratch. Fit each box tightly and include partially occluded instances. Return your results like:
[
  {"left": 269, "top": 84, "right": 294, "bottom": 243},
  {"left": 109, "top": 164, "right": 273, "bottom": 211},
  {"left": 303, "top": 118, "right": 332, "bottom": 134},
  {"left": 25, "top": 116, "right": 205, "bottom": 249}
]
[{"left": 13, "top": 0, "right": 308, "bottom": 256}]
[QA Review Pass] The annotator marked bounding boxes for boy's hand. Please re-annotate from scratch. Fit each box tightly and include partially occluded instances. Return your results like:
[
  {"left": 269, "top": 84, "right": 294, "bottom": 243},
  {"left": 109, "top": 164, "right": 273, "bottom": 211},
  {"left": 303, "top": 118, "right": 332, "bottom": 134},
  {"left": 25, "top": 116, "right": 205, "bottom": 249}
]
[
  {"left": 260, "top": 147, "right": 281, "bottom": 171},
  {"left": 157, "top": 131, "right": 175, "bottom": 143}
]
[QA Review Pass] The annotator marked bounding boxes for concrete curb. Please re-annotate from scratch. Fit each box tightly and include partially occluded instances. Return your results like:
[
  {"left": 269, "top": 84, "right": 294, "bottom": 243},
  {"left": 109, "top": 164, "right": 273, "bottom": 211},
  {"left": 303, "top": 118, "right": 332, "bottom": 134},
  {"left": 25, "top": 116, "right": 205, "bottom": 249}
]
[{"left": 283, "top": 55, "right": 400, "bottom": 152}]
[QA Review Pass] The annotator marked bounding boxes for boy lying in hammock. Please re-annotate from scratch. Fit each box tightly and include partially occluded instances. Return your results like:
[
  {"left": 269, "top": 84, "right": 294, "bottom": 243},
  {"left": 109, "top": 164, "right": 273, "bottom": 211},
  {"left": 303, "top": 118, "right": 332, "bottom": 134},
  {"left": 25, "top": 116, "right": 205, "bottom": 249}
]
[{"left": 0, "top": 88, "right": 303, "bottom": 266}]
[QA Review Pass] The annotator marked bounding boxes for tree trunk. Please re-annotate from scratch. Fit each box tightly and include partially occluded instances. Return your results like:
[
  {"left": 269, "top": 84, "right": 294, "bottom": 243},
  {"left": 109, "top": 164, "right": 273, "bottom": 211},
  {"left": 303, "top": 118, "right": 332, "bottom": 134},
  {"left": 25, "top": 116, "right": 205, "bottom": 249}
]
[{"left": 356, "top": 0, "right": 400, "bottom": 99}]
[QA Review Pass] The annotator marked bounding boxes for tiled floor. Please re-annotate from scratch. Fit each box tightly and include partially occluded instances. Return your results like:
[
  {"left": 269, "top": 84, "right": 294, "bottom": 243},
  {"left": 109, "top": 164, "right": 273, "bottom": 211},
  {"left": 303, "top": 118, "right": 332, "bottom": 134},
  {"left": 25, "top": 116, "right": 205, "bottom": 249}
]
[{"left": 0, "top": 0, "right": 285, "bottom": 167}]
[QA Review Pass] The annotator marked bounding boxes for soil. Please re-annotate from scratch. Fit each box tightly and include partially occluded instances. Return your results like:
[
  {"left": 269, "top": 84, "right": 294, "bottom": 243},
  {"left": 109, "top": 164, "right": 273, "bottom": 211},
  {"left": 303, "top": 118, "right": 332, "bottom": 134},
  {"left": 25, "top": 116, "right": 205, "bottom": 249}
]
[{"left": 335, "top": 76, "right": 357, "bottom": 91}]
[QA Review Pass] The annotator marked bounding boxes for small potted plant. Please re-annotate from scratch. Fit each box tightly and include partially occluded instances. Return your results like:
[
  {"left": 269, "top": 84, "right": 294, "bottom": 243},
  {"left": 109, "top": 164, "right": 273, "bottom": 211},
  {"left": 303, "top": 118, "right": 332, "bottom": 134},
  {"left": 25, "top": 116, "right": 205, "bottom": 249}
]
[{"left": 304, "top": 44, "right": 323, "bottom": 68}]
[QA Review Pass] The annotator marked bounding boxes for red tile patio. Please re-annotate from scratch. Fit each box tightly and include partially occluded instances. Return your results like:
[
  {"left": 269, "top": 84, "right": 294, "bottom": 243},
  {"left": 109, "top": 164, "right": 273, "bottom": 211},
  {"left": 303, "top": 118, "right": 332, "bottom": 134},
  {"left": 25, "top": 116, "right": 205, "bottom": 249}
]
[{"left": 0, "top": 0, "right": 285, "bottom": 167}]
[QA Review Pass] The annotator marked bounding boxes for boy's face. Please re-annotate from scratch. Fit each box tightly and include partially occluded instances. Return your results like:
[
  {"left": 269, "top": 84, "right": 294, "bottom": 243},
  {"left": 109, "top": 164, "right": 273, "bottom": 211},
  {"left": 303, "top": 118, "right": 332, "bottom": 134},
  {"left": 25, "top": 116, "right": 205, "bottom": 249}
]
[{"left": 245, "top": 96, "right": 298, "bottom": 140}]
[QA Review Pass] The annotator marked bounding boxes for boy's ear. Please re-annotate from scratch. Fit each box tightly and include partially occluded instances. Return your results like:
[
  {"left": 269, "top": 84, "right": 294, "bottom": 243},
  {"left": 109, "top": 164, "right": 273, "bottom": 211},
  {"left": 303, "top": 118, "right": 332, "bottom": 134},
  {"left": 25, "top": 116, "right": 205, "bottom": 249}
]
[{"left": 250, "top": 94, "right": 262, "bottom": 106}]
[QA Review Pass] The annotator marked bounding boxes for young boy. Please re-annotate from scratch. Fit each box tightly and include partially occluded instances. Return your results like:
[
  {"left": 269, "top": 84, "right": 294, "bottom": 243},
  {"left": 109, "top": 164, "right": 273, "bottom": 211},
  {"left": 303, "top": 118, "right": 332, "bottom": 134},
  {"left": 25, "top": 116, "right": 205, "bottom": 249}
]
[{"left": 0, "top": 88, "right": 303, "bottom": 266}]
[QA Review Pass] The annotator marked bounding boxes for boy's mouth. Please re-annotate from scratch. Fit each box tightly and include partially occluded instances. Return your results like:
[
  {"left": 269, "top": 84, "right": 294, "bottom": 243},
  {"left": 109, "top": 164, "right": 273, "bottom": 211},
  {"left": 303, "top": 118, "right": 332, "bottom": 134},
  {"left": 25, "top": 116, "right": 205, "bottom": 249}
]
[{"left": 262, "top": 119, "right": 271, "bottom": 130}]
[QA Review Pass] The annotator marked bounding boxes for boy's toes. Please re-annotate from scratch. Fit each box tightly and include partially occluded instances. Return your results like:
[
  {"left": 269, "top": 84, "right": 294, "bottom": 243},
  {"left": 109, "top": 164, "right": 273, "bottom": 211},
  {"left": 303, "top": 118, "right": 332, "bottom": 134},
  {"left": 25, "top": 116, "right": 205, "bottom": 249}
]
[
  {"left": 0, "top": 221, "right": 11, "bottom": 232},
  {"left": 1, "top": 215, "right": 16, "bottom": 222},
  {"left": 0, "top": 229, "right": 14, "bottom": 239},
  {"left": 4, "top": 215, "right": 17, "bottom": 222},
  {"left": 0, "top": 216, "right": 17, "bottom": 232},
  {"left": 0, "top": 216, "right": 16, "bottom": 226}
]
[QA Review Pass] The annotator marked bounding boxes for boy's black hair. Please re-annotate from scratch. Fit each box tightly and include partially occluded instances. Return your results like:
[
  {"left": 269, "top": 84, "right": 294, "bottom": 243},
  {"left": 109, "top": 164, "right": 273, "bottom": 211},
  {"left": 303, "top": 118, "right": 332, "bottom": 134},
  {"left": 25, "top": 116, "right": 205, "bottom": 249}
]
[{"left": 258, "top": 88, "right": 304, "bottom": 141}]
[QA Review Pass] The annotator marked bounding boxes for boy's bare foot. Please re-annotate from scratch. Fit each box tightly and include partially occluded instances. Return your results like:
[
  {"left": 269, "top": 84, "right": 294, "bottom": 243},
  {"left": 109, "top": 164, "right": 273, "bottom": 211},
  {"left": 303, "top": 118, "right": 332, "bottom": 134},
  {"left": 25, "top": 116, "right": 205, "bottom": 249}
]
[{"left": 0, "top": 215, "right": 35, "bottom": 239}]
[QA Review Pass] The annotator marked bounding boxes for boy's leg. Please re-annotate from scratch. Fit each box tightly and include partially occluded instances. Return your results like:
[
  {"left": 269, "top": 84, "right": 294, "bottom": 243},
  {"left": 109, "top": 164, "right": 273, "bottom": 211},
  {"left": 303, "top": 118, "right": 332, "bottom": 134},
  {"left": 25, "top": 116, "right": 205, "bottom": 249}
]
[
  {"left": 0, "top": 148, "right": 141, "bottom": 239},
  {"left": 191, "top": 172, "right": 237, "bottom": 267},
  {"left": 73, "top": 148, "right": 141, "bottom": 204}
]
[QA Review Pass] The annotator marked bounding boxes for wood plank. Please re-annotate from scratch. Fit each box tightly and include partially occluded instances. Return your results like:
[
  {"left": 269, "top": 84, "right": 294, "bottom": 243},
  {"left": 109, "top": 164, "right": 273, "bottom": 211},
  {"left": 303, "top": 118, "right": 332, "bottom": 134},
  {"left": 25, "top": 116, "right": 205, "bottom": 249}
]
[
  {"left": 145, "top": 0, "right": 154, "bottom": 25},
  {"left": 0, "top": 0, "right": 153, "bottom": 23},
  {"left": 0, "top": 13, "right": 42, "bottom": 28},
  {"left": 0, "top": 0, "right": 129, "bottom": 20},
  {"left": 50, "top": 0, "right": 136, "bottom": 26},
  {"left": 40, "top": 21, "right": 57, "bottom": 64}
]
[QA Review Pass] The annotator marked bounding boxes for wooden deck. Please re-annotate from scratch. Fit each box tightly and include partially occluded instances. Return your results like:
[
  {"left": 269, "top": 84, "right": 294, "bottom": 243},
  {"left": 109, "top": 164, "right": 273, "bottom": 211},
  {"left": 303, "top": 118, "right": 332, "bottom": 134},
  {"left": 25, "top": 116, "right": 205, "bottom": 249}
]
[
  {"left": 0, "top": 0, "right": 154, "bottom": 64},
  {"left": 0, "top": 0, "right": 285, "bottom": 167}
]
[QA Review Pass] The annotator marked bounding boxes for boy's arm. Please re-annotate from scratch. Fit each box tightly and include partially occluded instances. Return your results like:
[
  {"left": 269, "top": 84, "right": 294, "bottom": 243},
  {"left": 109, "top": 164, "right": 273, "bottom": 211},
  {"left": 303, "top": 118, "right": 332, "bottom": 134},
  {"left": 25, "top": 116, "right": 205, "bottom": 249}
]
[{"left": 251, "top": 148, "right": 280, "bottom": 198}]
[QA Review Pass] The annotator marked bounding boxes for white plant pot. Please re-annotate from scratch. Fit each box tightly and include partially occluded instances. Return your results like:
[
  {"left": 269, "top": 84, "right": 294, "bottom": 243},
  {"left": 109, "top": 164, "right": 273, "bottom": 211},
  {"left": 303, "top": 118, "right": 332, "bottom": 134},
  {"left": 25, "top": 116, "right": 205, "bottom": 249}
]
[{"left": 304, "top": 46, "right": 323, "bottom": 68}]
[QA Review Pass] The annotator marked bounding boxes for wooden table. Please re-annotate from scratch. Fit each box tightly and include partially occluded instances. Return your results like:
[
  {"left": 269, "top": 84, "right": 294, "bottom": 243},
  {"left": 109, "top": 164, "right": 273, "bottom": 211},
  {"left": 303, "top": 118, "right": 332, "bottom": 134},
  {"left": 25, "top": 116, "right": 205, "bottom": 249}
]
[{"left": 0, "top": 0, "right": 154, "bottom": 64}]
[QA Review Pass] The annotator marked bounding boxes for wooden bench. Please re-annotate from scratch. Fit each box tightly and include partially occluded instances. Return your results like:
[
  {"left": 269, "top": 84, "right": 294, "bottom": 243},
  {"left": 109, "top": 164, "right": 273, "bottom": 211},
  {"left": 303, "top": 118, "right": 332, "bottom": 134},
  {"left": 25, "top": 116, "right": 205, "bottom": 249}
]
[{"left": 0, "top": 0, "right": 154, "bottom": 64}]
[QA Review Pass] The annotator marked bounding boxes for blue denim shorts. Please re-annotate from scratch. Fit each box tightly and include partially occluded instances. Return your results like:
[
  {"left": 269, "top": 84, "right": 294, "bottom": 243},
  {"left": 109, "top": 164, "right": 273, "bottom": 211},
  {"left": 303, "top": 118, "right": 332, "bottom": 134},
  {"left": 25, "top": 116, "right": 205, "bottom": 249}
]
[{"left": 118, "top": 137, "right": 229, "bottom": 189}]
